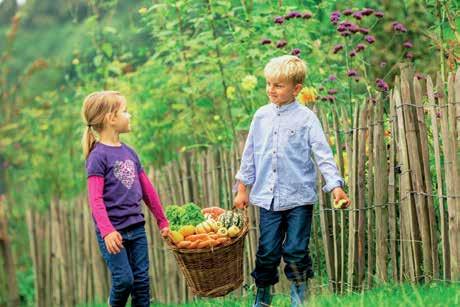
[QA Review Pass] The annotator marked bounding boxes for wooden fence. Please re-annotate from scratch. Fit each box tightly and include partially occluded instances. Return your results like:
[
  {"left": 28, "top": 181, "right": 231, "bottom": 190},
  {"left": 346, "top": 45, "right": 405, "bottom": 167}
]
[{"left": 26, "top": 66, "right": 460, "bottom": 306}]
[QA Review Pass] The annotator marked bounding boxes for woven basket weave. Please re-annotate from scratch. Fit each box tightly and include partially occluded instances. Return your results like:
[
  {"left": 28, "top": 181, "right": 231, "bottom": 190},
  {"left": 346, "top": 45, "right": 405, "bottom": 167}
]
[{"left": 165, "top": 209, "right": 249, "bottom": 297}]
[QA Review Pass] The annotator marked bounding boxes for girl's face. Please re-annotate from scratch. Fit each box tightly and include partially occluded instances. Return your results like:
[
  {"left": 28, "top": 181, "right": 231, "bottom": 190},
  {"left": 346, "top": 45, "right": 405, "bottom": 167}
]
[{"left": 112, "top": 100, "right": 131, "bottom": 133}]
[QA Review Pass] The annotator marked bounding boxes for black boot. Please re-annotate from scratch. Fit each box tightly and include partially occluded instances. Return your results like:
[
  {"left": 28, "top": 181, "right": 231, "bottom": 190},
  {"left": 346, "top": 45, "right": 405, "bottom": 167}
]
[{"left": 253, "top": 285, "right": 272, "bottom": 307}]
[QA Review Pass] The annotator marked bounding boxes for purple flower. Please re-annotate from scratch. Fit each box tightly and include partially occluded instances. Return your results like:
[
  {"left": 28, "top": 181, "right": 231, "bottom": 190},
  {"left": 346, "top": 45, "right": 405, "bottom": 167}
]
[
  {"left": 361, "top": 8, "right": 374, "bottom": 16},
  {"left": 328, "top": 89, "right": 338, "bottom": 95},
  {"left": 374, "top": 11, "right": 384, "bottom": 18},
  {"left": 392, "top": 22, "right": 407, "bottom": 32},
  {"left": 326, "top": 95, "right": 336, "bottom": 102},
  {"left": 332, "top": 44, "right": 344, "bottom": 54},
  {"left": 380, "top": 61, "right": 387, "bottom": 68},
  {"left": 405, "top": 51, "right": 413, "bottom": 60},
  {"left": 291, "top": 48, "right": 301, "bottom": 56},
  {"left": 328, "top": 75, "right": 337, "bottom": 81},
  {"left": 274, "top": 16, "right": 285, "bottom": 24},
  {"left": 343, "top": 9, "right": 353, "bottom": 16},
  {"left": 276, "top": 40, "right": 287, "bottom": 48},
  {"left": 349, "top": 24, "right": 360, "bottom": 33},
  {"left": 260, "top": 38, "right": 272, "bottom": 45},
  {"left": 340, "top": 31, "right": 351, "bottom": 37},
  {"left": 321, "top": 96, "right": 328, "bottom": 101},
  {"left": 352, "top": 11, "right": 363, "bottom": 20},
  {"left": 286, "top": 11, "right": 302, "bottom": 19},
  {"left": 302, "top": 12, "right": 313, "bottom": 19},
  {"left": 355, "top": 43, "right": 366, "bottom": 52},
  {"left": 319, "top": 86, "right": 325, "bottom": 91},
  {"left": 403, "top": 41, "right": 413, "bottom": 48},
  {"left": 436, "top": 112, "right": 441, "bottom": 118},
  {"left": 342, "top": 21, "right": 353, "bottom": 28},
  {"left": 365, "top": 35, "right": 376, "bottom": 44},
  {"left": 350, "top": 50, "right": 357, "bottom": 57},
  {"left": 330, "top": 11, "right": 341, "bottom": 24},
  {"left": 337, "top": 24, "right": 347, "bottom": 32},
  {"left": 347, "top": 69, "right": 358, "bottom": 77},
  {"left": 359, "top": 27, "right": 370, "bottom": 34},
  {"left": 376, "top": 78, "right": 389, "bottom": 91}
]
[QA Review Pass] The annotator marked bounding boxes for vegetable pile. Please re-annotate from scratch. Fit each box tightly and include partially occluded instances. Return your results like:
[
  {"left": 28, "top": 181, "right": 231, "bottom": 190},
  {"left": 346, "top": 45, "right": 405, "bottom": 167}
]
[{"left": 166, "top": 205, "right": 245, "bottom": 250}]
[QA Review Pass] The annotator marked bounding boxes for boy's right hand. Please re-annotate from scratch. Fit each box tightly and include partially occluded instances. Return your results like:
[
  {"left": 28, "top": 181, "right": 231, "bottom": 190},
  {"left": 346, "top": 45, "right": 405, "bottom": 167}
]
[
  {"left": 234, "top": 191, "right": 249, "bottom": 209},
  {"left": 104, "top": 231, "right": 124, "bottom": 254}
]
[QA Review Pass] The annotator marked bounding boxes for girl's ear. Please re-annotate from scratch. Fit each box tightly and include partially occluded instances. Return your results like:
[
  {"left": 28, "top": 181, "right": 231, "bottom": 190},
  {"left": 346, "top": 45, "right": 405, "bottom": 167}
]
[{"left": 104, "top": 112, "right": 115, "bottom": 125}]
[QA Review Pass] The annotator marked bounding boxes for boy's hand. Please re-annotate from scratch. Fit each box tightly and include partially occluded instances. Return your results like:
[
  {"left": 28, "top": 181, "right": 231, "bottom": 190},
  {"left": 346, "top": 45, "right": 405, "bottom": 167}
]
[
  {"left": 104, "top": 231, "right": 124, "bottom": 254},
  {"left": 234, "top": 191, "right": 249, "bottom": 209},
  {"left": 160, "top": 227, "right": 170, "bottom": 238},
  {"left": 332, "top": 187, "right": 351, "bottom": 209}
]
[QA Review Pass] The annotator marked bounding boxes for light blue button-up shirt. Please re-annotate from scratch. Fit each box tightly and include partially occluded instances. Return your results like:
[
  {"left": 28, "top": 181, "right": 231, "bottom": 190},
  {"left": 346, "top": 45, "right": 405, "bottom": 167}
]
[{"left": 235, "top": 101, "right": 344, "bottom": 211}]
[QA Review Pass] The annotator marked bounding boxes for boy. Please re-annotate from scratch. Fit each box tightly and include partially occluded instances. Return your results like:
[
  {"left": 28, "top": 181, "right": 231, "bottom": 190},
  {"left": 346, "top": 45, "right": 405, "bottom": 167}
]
[{"left": 234, "top": 55, "right": 350, "bottom": 307}]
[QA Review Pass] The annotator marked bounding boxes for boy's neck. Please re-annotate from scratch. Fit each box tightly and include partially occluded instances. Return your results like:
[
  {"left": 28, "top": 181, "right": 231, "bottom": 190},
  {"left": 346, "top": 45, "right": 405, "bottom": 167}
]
[
  {"left": 99, "top": 128, "right": 121, "bottom": 146},
  {"left": 274, "top": 98, "right": 296, "bottom": 107}
]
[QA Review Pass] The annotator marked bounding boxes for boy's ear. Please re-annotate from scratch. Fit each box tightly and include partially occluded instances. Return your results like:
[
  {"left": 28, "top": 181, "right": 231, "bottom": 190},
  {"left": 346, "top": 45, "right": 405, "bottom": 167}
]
[{"left": 294, "top": 83, "right": 303, "bottom": 95}]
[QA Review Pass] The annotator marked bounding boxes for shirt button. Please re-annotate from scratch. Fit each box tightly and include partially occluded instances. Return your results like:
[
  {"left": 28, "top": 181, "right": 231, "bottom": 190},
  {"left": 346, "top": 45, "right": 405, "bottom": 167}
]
[
  {"left": 277, "top": 113, "right": 280, "bottom": 116},
  {"left": 273, "top": 169, "right": 276, "bottom": 173},
  {"left": 273, "top": 150, "right": 276, "bottom": 154},
  {"left": 274, "top": 131, "right": 277, "bottom": 135},
  {"left": 270, "top": 188, "right": 273, "bottom": 191}
]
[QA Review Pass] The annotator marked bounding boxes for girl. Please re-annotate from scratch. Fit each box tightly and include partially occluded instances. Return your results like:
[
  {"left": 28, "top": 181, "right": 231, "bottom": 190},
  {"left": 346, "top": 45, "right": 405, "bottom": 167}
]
[{"left": 81, "top": 91, "right": 169, "bottom": 307}]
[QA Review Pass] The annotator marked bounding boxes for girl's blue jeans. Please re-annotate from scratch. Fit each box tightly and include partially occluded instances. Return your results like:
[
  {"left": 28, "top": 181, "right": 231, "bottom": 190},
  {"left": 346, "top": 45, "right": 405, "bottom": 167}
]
[
  {"left": 251, "top": 203, "right": 314, "bottom": 287},
  {"left": 96, "top": 223, "right": 150, "bottom": 307}
]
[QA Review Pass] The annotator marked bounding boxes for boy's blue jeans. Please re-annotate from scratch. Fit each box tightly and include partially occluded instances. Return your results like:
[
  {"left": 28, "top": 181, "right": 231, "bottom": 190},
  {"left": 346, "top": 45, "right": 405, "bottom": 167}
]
[
  {"left": 251, "top": 203, "right": 314, "bottom": 287},
  {"left": 96, "top": 223, "right": 150, "bottom": 307}
]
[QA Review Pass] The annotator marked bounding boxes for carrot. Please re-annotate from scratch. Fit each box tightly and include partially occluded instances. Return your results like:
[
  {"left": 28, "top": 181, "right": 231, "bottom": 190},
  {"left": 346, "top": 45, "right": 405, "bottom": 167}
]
[
  {"left": 208, "top": 234, "right": 219, "bottom": 240},
  {"left": 197, "top": 240, "right": 212, "bottom": 249},
  {"left": 185, "top": 234, "right": 209, "bottom": 241},
  {"left": 177, "top": 241, "right": 191, "bottom": 249},
  {"left": 208, "top": 239, "right": 219, "bottom": 247},
  {"left": 216, "top": 237, "right": 229, "bottom": 244},
  {"left": 188, "top": 241, "right": 199, "bottom": 249}
]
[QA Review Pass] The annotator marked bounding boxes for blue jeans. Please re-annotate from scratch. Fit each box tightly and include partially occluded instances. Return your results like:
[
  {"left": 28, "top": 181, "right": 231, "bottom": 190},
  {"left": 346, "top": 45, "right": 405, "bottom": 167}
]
[
  {"left": 251, "top": 204, "right": 314, "bottom": 287},
  {"left": 96, "top": 223, "right": 150, "bottom": 307}
]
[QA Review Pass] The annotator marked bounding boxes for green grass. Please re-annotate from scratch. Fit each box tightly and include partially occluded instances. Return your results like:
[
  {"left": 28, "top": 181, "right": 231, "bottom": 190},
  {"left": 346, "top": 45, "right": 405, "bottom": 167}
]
[{"left": 148, "top": 282, "right": 459, "bottom": 307}]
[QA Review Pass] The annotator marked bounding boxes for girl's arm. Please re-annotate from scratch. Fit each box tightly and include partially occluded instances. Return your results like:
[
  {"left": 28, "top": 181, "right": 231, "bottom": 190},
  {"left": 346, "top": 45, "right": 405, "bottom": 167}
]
[
  {"left": 87, "top": 176, "right": 116, "bottom": 238},
  {"left": 139, "top": 170, "right": 169, "bottom": 230}
]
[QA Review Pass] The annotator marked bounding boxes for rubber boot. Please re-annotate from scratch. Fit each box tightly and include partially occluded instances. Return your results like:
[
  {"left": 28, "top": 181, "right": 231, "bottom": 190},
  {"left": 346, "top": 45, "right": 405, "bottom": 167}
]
[{"left": 253, "top": 285, "right": 272, "bottom": 307}]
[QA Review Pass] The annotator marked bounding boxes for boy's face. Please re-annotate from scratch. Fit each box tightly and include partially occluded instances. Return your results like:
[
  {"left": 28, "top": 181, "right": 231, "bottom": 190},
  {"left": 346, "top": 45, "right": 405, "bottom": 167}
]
[{"left": 266, "top": 78, "right": 303, "bottom": 106}]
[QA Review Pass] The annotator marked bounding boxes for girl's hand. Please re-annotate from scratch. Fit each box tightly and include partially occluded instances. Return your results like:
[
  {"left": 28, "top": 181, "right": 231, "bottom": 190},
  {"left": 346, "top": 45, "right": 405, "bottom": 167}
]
[
  {"left": 160, "top": 227, "right": 170, "bottom": 238},
  {"left": 332, "top": 187, "right": 351, "bottom": 209},
  {"left": 104, "top": 231, "right": 124, "bottom": 254}
]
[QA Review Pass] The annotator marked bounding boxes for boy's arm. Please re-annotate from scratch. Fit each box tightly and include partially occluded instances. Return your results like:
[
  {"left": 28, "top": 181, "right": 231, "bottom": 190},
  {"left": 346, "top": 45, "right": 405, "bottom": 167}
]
[
  {"left": 234, "top": 119, "right": 257, "bottom": 188},
  {"left": 307, "top": 114, "right": 345, "bottom": 193},
  {"left": 139, "top": 170, "right": 169, "bottom": 231}
]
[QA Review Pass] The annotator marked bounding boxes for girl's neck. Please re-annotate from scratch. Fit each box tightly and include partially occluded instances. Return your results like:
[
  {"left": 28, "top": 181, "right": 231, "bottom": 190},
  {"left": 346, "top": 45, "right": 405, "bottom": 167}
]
[{"left": 99, "top": 128, "right": 121, "bottom": 146}]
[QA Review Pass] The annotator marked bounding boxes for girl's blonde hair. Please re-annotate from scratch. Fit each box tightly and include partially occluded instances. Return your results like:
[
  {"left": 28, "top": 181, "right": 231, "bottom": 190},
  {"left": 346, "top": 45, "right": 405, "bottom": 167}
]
[{"left": 81, "top": 91, "right": 125, "bottom": 159}]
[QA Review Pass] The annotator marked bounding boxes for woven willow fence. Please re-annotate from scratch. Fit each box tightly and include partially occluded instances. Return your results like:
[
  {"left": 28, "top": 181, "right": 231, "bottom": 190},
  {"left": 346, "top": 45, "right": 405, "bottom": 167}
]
[{"left": 26, "top": 67, "right": 460, "bottom": 306}]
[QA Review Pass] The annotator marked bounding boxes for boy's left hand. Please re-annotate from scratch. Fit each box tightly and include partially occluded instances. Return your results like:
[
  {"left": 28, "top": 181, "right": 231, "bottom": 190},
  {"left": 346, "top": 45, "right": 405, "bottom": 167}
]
[
  {"left": 160, "top": 227, "right": 170, "bottom": 238},
  {"left": 332, "top": 187, "right": 351, "bottom": 209}
]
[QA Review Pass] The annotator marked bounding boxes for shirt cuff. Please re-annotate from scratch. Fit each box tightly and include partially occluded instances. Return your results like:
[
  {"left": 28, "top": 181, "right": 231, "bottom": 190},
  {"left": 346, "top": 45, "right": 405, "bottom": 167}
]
[{"left": 322, "top": 179, "right": 344, "bottom": 193}]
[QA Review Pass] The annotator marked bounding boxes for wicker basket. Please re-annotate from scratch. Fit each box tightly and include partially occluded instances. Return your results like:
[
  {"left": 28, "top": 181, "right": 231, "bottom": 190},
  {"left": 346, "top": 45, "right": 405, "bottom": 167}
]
[{"left": 165, "top": 209, "right": 249, "bottom": 297}]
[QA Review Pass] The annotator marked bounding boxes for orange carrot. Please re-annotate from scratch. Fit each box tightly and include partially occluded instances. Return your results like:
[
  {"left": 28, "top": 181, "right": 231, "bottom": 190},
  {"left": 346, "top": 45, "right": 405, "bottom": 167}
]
[
  {"left": 185, "top": 234, "right": 209, "bottom": 241},
  {"left": 177, "top": 241, "right": 191, "bottom": 249}
]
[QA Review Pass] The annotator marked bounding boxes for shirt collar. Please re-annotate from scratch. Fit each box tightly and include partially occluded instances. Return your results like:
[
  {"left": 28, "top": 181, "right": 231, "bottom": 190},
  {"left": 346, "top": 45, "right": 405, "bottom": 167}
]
[{"left": 271, "top": 100, "right": 300, "bottom": 113}]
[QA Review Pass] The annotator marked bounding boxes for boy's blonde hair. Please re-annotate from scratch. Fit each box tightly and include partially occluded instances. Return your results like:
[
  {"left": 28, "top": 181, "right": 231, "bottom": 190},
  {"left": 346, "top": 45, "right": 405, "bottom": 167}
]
[
  {"left": 81, "top": 91, "right": 125, "bottom": 159},
  {"left": 264, "top": 55, "right": 307, "bottom": 85}
]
